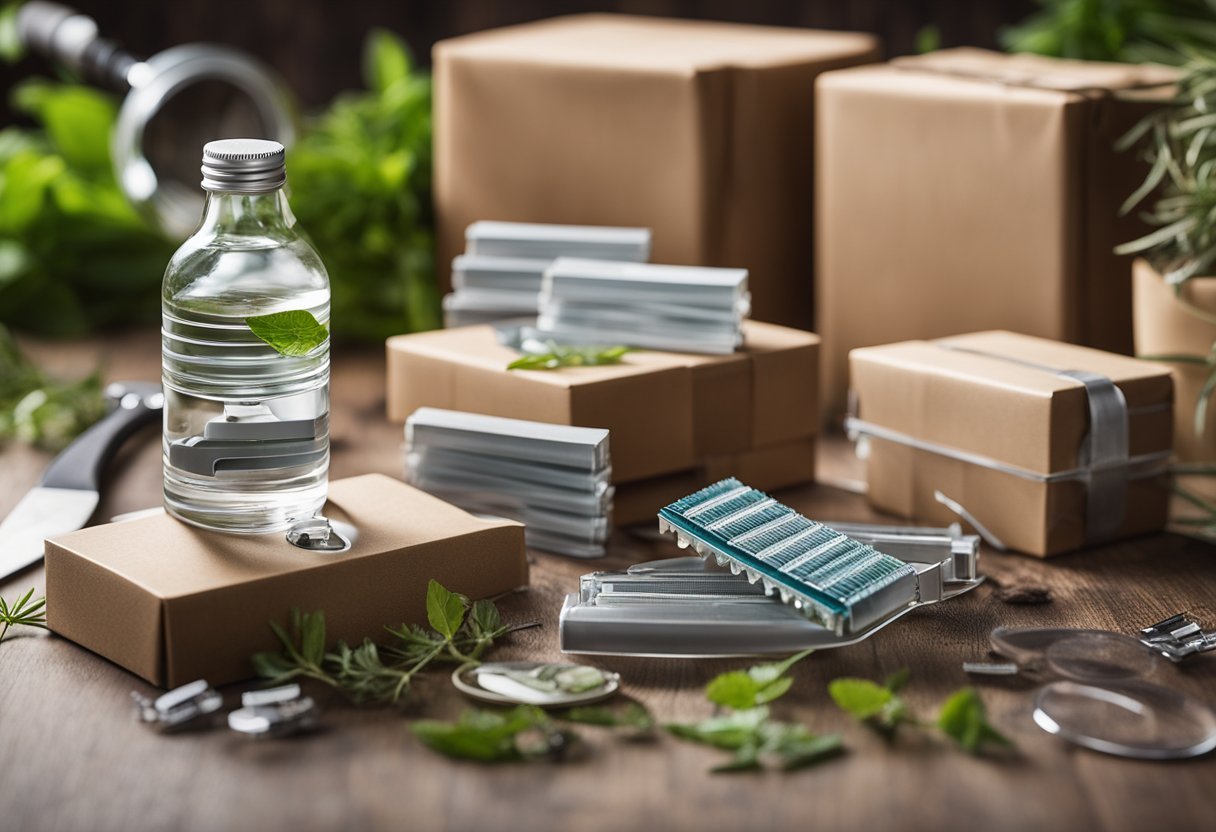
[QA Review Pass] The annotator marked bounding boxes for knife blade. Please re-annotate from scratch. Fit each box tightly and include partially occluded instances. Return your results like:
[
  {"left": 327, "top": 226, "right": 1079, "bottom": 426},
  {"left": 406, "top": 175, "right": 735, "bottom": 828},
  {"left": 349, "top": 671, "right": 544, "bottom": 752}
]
[{"left": 0, "top": 381, "right": 162, "bottom": 580}]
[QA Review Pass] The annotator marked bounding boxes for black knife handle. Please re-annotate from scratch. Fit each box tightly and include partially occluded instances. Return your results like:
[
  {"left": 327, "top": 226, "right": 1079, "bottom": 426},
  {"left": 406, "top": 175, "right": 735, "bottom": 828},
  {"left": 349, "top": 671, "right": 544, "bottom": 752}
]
[{"left": 41, "top": 381, "right": 163, "bottom": 492}]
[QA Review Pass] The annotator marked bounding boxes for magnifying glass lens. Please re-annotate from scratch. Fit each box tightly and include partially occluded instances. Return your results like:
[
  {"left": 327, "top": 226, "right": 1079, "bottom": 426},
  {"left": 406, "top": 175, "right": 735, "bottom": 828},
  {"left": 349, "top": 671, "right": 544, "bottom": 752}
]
[{"left": 143, "top": 79, "right": 269, "bottom": 200}]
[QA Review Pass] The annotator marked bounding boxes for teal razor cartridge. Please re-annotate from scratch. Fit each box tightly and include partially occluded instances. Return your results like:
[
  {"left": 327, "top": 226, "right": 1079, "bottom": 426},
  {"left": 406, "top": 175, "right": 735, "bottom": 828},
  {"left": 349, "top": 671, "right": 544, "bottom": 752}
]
[{"left": 658, "top": 479, "right": 932, "bottom": 636}]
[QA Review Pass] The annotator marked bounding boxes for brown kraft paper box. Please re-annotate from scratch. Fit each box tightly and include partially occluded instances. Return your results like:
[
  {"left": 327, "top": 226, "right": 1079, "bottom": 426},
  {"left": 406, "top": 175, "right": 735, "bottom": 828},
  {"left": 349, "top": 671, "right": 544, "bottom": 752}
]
[
  {"left": 386, "top": 321, "right": 820, "bottom": 484},
  {"left": 434, "top": 14, "right": 879, "bottom": 329},
  {"left": 816, "top": 48, "right": 1178, "bottom": 424},
  {"left": 849, "top": 331, "right": 1173, "bottom": 557},
  {"left": 613, "top": 436, "right": 817, "bottom": 527},
  {"left": 45, "top": 475, "right": 528, "bottom": 688}
]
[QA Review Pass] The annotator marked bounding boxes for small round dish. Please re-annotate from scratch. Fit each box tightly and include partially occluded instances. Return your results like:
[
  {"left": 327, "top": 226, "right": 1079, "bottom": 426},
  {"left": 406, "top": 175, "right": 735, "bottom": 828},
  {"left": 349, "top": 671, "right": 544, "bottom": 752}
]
[
  {"left": 1033, "top": 680, "right": 1216, "bottom": 760},
  {"left": 989, "top": 626, "right": 1113, "bottom": 673},
  {"left": 452, "top": 661, "right": 620, "bottom": 708}
]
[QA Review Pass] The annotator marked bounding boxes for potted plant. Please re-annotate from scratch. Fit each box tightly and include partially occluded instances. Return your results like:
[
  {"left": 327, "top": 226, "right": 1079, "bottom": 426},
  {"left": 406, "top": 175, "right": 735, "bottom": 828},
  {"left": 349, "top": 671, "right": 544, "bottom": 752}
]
[{"left": 1119, "top": 51, "right": 1216, "bottom": 514}]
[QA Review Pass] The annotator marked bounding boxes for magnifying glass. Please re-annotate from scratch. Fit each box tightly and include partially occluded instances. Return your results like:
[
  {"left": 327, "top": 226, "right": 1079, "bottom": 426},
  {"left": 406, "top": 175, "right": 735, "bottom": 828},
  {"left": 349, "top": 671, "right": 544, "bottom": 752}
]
[{"left": 17, "top": 1, "right": 297, "bottom": 238}]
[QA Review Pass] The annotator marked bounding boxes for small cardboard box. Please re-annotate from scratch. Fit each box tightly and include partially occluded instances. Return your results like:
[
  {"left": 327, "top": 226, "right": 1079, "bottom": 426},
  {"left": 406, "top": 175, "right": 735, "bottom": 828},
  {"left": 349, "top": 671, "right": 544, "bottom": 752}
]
[
  {"left": 849, "top": 331, "right": 1173, "bottom": 556},
  {"left": 816, "top": 48, "right": 1177, "bottom": 423},
  {"left": 386, "top": 321, "right": 819, "bottom": 483},
  {"left": 434, "top": 14, "right": 879, "bottom": 329},
  {"left": 613, "top": 436, "right": 816, "bottom": 527},
  {"left": 45, "top": 475, "right": 528, "bottom": 687}
]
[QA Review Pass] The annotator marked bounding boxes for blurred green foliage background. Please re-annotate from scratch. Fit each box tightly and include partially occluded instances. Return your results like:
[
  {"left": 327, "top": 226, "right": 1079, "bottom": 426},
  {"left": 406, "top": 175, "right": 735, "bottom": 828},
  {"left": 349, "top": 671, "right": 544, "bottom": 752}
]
[{"left": 0, "top": 25, "right": 438, "bottom": 342}]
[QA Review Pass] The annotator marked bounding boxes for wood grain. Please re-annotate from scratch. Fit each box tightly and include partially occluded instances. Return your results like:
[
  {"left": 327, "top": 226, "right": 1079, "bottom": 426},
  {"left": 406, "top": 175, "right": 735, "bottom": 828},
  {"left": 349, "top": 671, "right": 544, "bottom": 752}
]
[{"left": 1, "top": 330, "right": 1214, "bottom": 832}]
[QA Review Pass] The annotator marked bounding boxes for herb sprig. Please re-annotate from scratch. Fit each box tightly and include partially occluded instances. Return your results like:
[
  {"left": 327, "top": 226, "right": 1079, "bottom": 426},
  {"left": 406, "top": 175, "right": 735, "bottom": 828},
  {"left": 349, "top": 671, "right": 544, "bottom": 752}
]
[
  {"left": 666, "top": 649, "right": 843, "bottom": 773},
  {"left": 507, "top": 344, "right": 632, "bottom": 371},
  {"left": 251, "top": 580, "right": 519, "bottom": 705},
  {"left": 0, "top": 323, "right": 105, "bottom": 450},
  {"left": 0, "top": 588, "right": 47, "bottom": 643},
  {"left": 246, "top": 310, "right": 329, "bottom": 357},
  {"left": 830, "top": 670, "right": 1011, "bottom": 754}
]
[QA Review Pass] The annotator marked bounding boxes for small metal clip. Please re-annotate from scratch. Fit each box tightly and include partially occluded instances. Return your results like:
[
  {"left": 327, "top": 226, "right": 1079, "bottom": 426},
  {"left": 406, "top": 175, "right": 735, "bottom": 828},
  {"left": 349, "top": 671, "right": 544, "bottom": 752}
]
[
  {"left": 228, "top": 684, "right": 319, "bottom": 738},
  {"left": 1139, "top": 612, "right": 1216, "bottom": 662},
  {"left": 132, "top": 679, "right": 223, "bottom": 732},
  {"left": 286, "top": 516, "right": 352, "bottom": 552}
]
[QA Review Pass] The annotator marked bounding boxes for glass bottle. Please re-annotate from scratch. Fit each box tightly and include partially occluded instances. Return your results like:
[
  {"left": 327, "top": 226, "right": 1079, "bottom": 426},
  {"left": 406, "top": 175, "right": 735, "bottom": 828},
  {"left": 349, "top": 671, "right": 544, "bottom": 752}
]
[{"left": 161, "top": 138, "right": 329, "bottom": 533}]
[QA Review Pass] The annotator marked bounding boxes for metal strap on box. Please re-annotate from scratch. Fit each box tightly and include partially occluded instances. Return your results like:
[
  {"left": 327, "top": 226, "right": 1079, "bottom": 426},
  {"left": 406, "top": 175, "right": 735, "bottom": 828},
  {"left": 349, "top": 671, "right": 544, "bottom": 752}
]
[{"left": 844, "top": 342, "right": 1171, "bottom": 547}]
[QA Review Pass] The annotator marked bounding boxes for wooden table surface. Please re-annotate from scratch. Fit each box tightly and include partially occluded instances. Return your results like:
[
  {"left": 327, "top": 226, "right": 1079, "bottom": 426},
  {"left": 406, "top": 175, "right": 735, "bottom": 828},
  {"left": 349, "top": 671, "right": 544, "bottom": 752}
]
[{"left": 2, "top": 329, "right": 1215, "bottom": 832}]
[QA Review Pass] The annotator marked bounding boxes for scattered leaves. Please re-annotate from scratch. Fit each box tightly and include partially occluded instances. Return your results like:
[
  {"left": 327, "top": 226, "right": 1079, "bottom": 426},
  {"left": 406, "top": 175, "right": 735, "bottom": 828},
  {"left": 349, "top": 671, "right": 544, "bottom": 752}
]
[
  {"left": 0, "top": 588, "right": 46, "bottom": 643},
  {"left": 250, "top": 581, "right": 516, "bottom": 705},
  {"left": 245, "top": 310, "right": 329, "bottom": 357},
  {"left": 507, "top": 344, "right": 632, "bottom": 371},
  {"left": 667, "top": 649, "right": 838, "bottom": 773},
  {"left": 937, "top": 688, "right": 1012, "bottom": 755},
  {"left": 830, "top": 671, "right": 1013, "bottom": 755},
  {"left": 0, "top": 323, "right": 106, "bottom": 450}
]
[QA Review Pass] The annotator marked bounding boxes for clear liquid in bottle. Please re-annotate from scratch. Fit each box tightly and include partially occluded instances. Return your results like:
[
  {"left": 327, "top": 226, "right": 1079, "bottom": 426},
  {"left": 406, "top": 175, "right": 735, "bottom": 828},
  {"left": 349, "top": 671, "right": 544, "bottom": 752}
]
[{"left": 161, "top": 139, "right": 329, "bottom": 534}]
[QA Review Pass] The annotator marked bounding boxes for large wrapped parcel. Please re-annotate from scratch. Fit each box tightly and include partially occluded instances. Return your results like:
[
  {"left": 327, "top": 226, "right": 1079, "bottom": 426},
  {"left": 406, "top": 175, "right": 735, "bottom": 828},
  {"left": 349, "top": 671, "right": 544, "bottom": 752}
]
[
  {"left": 386, "top": 322, "right": 819, "bottom": 520},
  {"left": 816, "top": 48, "right": 1177, "bottom": 421},
  {"left": 434, "top": 14, "right": 878, "bottom": 329},
  {"left": 848, "top": 332, "right": 1173, "bottom": 557}
]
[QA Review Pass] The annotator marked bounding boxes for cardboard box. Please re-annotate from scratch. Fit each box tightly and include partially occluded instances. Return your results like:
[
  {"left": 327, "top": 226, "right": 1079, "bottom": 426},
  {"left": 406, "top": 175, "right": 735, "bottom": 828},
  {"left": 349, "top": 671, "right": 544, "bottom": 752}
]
[
  {"left": 849, "top": 331, "right": 1173, "bottom": 556},
  {"left": 613, "top": 437, "right": 816, "bottom": 527},
  {"left": 45, "top": 475, "right": 528, "bottom": 687},
  {"left": 816, "top": 48, "right": 1177, "bottom": 423},
  {"left": 434, "top": 14, "right": 879, "bottom": 329},
  {"left": 386, "top": 321, "right": 819, "bottom": 483}
]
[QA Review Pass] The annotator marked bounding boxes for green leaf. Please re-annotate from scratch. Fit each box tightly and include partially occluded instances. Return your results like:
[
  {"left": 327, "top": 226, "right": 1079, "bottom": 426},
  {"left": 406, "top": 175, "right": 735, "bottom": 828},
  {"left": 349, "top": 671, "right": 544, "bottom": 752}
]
[
  {"left": 300, "top": 610, "right": 327, "bottom": 666},
  {"left": 884, "top": 668, "right": 911, "bottom": 693},
  {"left": 937, "top": 688, "right": 1012, "bottom": 754},
  {"left": 425, "top": 579, "right": 467, "bottom": 639},
  {"left": 466, "top": 599, "right": 502, "bottom": 639},
  {"left": 775, "top": 733, "right": 844, "bottom": 771},
  {"left": 0, "top": 3, "right": 23, "bottom": 64},
  {"left": 412, "top": 707, "right": 547, "bottom": 763},
  {"left": 705, "top": 671, "right": 763, "bottom": 710},
  {"left": 753, "top": 676, "right": 794, "bottom": 705},
  {"left": 507, "top": 344, "right": 633, "bottom": 371},
  {"left": 363, "top": 28, "right": 411, "bottom": 93},
  {"left": 828, "top": 678, "right": 892, "bottom": 719},
  {"left": 666, "top": 707, "right": 770, "bottom": 751},
  {"left": 246, "top": 310, "right": 329, "bottom": 357},
  {"left": 560, "top": 702, "right": 654, "bottom": 735}
]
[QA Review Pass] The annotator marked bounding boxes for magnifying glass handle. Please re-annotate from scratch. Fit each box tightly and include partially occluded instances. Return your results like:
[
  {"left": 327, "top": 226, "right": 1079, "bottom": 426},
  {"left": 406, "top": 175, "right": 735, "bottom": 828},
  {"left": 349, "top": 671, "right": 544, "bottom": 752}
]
[{"left": 17, "top": 1, "right": 139, "bottom": 92}]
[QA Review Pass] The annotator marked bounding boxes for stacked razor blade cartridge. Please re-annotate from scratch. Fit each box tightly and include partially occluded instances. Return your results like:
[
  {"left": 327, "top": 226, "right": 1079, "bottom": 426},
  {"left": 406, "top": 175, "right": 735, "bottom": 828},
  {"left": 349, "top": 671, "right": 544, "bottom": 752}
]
[
  {"left": 658, "top": 478, "right": 932, "bottom": 636},
  {"left": 443, "top": 221, "right": 651, "bottom": 327},
  {"left": 536, "top": 258, "right": 751, "bottom": 354},
  {"left": 405, "top": 407, "right": 612, "bottom": 558}
]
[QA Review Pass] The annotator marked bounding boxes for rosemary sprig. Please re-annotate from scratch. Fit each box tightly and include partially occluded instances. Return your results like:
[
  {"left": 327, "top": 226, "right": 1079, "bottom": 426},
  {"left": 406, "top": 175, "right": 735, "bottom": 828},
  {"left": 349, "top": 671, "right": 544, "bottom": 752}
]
[
  {"left": 0, "top": 588, "right": 47, "bottom": 643},
  {"left": 250, "top": 580, "right": 521, "bottom": 705}
]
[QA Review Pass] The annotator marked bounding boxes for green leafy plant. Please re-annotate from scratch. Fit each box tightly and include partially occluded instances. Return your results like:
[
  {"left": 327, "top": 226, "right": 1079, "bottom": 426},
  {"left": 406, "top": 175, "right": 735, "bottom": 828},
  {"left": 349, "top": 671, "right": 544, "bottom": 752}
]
[
  {"left": 0, "top": 28, "right": 437, "bottom": 342},
  {"left": 1002, "top": 0, "right": 1216, "bottom": 65},
  {"left": 0, "top": 322, "right": 105, "bottom": 450},
  {"left": 251, "top": 580, "right": 517, "bottom": 705},
  {"left": 830, "top": 671, "right": 1011, "bottom": 755},
  {"left": 507, "top": 343, "right": 633, "bottom": 371},
  {"left": 246, "top": 310, "right": 329, "bottom": 357},
  {"left": 287, "top": 29, "right": 439, "bottom": 341},
  {"left": 0, "top": 81, "right": 176, "bottom": 336},
  {"left": 666, "top": 649, "right": 842, "bottom": 773},
  {"left": 0, "top": 588, "right": 47, "bottom": 642}
]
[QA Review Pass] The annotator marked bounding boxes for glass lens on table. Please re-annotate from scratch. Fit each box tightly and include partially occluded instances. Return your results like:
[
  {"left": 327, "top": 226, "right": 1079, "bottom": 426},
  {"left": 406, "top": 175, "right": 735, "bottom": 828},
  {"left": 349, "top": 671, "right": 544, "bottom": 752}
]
[{"left": 1033, "top": 680, "right": 1216, "bottom": 760}]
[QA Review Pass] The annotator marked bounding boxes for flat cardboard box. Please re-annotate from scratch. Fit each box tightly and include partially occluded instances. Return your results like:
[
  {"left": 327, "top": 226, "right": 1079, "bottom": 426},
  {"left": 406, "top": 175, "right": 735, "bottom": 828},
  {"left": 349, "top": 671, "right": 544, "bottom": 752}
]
[
  {"left": 816, "top": 48, "right": 1177, "bottom": 424},
  {"left": 45, "top": 475, "right": 528, "bottom": 687},
  {"left": 613, "top": 437, "right": 816, "bottom": 527},
  {"left": 434, "top": 14, "right": 879, "bottom": 329},
  {"left": 386, "top": 321, "right": 819, "bottom": 483},
  {"left": 850, "top": 331, "right": 1173, "bottom": 556}
]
